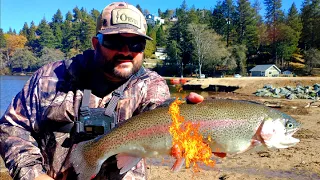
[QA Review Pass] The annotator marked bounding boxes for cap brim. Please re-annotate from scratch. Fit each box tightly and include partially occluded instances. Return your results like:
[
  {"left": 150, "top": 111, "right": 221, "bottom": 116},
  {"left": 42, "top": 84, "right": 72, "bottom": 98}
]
[{"left": 98, "top": 29, "right": 153, "bottom": 40}]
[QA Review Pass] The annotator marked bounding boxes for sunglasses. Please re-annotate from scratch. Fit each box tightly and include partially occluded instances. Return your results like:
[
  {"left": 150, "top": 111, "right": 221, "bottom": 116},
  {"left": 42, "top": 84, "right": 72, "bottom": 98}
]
[{"left": 97, "top": 34, "right": 146, "bottom": 52}]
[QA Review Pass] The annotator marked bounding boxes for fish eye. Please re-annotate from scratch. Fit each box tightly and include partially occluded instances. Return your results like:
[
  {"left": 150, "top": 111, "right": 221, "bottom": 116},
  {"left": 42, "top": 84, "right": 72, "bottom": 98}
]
[{"left": 286, "top": 122, "right": 293, "bottom": 128}]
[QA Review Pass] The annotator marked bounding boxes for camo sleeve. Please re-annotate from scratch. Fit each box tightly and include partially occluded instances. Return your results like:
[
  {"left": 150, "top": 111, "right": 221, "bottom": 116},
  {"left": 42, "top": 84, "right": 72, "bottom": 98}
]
[
  {"left": 139, "top": 72, "right": 171, "bottom": 113},
  {"left": 0, "top": 70, "right": 46, "bottom": 180}
]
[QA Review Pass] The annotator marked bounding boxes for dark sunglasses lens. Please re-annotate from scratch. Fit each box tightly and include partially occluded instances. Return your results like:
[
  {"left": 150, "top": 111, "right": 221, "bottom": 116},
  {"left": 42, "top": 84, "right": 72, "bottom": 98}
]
[
  {"left": 129, "top": 41, "right": 146, "bottom": 52},
  {"left": 102, "top": 35, "right": 146, "bottom": 52},
  {"left": 102, "top": 37, "right": 122, "bottom": 50}
]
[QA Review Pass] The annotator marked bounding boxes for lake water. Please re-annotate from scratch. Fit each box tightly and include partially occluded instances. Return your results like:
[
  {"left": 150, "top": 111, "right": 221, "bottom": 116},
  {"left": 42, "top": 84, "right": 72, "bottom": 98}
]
[
  {"left": 0, "top": 76, "right": 31, "bottom": 116},
  {"left": 0, "top": 75, "right": 216, "bottom": 117}
]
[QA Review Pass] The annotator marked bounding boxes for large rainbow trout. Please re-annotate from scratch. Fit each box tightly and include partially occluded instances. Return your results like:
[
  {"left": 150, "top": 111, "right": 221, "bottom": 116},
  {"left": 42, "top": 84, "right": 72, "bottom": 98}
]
[{"left": 70, "top": 99, "right": 300, "bottom": 179}]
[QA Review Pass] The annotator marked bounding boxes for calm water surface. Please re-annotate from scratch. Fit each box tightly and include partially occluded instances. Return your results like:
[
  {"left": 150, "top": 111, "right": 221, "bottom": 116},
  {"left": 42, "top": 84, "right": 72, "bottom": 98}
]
[
  {"left": 0, "top": 76, "right": 31, "bottom": 116},
  {"left": 0, "top": 76, "right": 216, "bottom": 117}
]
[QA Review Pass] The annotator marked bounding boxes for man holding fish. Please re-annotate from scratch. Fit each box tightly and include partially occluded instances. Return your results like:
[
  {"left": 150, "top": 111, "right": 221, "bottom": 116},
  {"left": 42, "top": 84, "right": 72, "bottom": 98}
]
[
  {"left": 0, "top": 2, "right": 203, "bottom": 180},
  {"left": 0, "top": 1, "right": 301, "bottom": 180}
]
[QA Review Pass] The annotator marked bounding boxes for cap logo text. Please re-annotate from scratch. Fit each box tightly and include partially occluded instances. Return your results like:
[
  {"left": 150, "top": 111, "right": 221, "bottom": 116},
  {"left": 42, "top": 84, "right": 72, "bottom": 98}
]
[{"left": 112, "top": 8, "right": 141, "bottom": 29}]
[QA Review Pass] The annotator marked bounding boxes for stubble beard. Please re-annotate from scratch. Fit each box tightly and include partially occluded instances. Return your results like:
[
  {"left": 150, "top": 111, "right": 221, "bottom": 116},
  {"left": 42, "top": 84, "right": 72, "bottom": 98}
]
[{"left": 95, "top": 51, "right": 142, "bottom": 80}]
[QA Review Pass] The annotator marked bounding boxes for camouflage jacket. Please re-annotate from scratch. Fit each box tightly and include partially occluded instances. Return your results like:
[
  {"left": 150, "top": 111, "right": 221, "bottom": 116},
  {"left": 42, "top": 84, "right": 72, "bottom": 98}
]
[{"left": 0, "top": 50, "right": 170, "bottom": 180}]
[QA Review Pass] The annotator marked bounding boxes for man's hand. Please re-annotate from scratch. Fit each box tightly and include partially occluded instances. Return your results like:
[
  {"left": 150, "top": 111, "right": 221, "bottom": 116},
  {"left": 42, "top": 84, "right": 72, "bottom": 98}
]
[
  {"left": 34, "top": 174, "right": 54, "bottom": 180},
  {"left": 185, "top": 92, "right": 204, "bottom": 104}
]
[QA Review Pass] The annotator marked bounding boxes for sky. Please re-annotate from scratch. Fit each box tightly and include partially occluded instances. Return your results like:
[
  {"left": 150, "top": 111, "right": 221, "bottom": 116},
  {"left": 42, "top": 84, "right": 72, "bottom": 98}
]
[{"left": 1, "top": 0, "right": 303, "bottom": 33}]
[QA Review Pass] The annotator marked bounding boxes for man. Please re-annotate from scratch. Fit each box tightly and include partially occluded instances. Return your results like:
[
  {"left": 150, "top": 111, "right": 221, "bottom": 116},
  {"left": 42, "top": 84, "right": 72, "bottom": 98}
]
[{"left": 0, "top": 2, "right": 203, "bottom": 180}]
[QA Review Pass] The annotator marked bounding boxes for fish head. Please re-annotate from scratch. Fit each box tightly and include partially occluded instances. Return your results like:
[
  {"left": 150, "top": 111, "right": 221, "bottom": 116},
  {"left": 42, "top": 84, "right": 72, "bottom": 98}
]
[{"left": 260, "top": 111, "right": 301, "bottom": 149}]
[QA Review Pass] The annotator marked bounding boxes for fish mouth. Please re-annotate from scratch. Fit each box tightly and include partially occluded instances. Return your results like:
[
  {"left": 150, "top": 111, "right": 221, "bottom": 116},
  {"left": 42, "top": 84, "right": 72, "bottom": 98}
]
[
  {"left": 281, "top": 128, "right": 300, "bottom": 147},
  {"left": 285, "top": 127, "right": 299, "bottom": 136}
]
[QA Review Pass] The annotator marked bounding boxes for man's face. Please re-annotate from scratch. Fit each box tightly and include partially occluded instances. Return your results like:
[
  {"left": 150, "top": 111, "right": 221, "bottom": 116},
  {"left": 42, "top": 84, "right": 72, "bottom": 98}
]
[{"left": 92, "top": 33, "right": 146, "bottom": 81}]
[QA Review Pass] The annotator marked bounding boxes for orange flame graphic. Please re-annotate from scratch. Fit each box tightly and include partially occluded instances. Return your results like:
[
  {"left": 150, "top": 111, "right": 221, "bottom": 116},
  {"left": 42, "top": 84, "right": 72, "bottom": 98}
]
[{"left": 169, "top": 99, "right": 215, "bottom": 171}]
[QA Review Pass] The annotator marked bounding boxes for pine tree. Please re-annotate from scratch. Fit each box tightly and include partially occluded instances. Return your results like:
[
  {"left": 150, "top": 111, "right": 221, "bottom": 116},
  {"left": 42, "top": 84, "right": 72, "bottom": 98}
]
[
  {"left": 90, "top": 9, "right": 100, "bottom": 22},
  {"left": 20, "top": 22, "right": 29, "bottom": 37},
  {"left": 61, "top": 13, "right": 73, "bottom": 53},
  {"left": 287, "top": 3, "right": 301, "bottom": 31},
  {"left": 136, "top": 4, "right": 143, "bottom": 13},
  {"left": 52, "top": 9, "right": 63, "bottom": 24},
  {"left": 211, "top": 0, "right": 237, "bottom": 46},
  {"left": 73, "top": 6, "right": 83, "bottom": 22},
  {"left": 0, "top": 28, "right": 6, "bottom": 48},
  {"left": 37, "top": 17, "right": 56, "bottom": 49},
  {"left": 264, "top": 0, "right": 284, "bottom": 63},
  {"left": 65, "top": 11, "right": 73, "bottom": 21},
  {"left": 158, "top": 8, "right": 162, "bottom": 17},
  {"left": 51, "top": 9, "right": 64, "bottom": 48},
  {"left": 301, "top": 0, "right": 320, "bottom": 49},
  {"left": 235, "top": 0, "right": 259, "bottom": 54},
  {"left": 156, "top": 25, "right": 166, "bottom": 47},
  {"left": 8, "top": 28, "right": 14, "bottom": 34}
]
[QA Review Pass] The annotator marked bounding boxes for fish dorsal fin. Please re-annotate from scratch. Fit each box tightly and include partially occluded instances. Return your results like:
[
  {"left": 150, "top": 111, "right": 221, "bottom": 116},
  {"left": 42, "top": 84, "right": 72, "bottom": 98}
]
[{"left": 116, "top": 153, "right": 142, "bottom": 174}]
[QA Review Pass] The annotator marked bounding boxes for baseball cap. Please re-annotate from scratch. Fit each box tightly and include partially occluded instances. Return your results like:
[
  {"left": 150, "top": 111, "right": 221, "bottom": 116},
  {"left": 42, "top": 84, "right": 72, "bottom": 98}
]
[{"left": 96, "top": 2, "right": 152, "bottom": 40}]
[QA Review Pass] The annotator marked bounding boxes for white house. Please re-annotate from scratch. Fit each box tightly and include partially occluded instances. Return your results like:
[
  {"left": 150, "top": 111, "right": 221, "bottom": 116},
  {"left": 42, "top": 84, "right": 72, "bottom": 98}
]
[
  {"left": 146, "top": 14, "right": 165, "bottom": 26},
  {"left": 249, "top": 64, "right": 281, "bottom": 77}
]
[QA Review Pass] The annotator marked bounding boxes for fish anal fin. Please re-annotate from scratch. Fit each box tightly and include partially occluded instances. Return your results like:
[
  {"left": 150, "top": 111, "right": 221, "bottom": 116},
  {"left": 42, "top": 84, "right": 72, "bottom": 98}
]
[
  {"left": 171, "top": 158, "right": 185, "bottom": 172},
  {"left": 116, "top": 153, "right": 142, "bottom": 174}
]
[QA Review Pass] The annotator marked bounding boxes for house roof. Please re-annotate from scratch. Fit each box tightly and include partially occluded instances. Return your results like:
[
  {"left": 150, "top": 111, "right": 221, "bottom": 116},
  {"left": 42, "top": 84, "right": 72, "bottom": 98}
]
[{"left": 249, "top": 64, "right": 281, "bottom": 72}]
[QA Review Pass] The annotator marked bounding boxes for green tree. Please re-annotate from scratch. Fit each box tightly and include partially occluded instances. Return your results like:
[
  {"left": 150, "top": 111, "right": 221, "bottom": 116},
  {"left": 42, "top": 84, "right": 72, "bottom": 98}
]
[
  {"left": 158, "top": 8, "right": 162, "bottom": 17},
  {"left": 26, "top": 21, "right": 39, "bottom": 52},
  {"left": 73, "top": 6, "right": 83, "bottom": 22},
  {"left": 80, "top": 18, "right": 96, "bottom": 50},
  {"left": 61, "top": 17, "right": 73, "bottom": 53},
  {"left": 19, "top": 22, "right": 29, "bottom": 37},
  {"left": 0, "top": 29, "right": 6, "bottom": 48},
  {"left": 90, "top": 9, "right": 100, "bottom": 22},
  {"left": 276, "top": 24, "right": 299, "bottom": 67},
  {"left": 144, "top": 40, "right": 156, "bottom": 58},
  {"left": 51, "top": 9, "right": 64, "bottom": 48},
  {"left": 211, "top": 0, "right": 237, "bottom": 46},
  {"left": 211, "top": 2, "right": 226, "bottom": 35},
  {"left": 145, "top": 27, "right": 157, "bottom": 58},
  {"left": 162, "top": 9, "right": 174, "bottom": 19},
  {"left": 304, "top": 48, "right": 320, "bottom": 74},
  {"left": 264, "top": 0, "right": 284, "bottom": 63},
  {"left": 37, "top": 47, "right": 65, "bottom": 68},
  {"left": 10, "top": 48, "right": 38, "bottom": 72},
  {"left": 52, "top": 9, "right": 63, "bottom": 23},
  {"left": 27, "top": 21, "right": 37, "bottom": 42},
  {"left": 156, "top": 25, "right": 166, "bottom": 47},
  {"left": 229, "top": 44, "right": 247, "bottom": 75},
  {"left": 235, "top": 0, "right": 259, "bottom": 55},
  {"left": 188, "top": 23, "right": 230, "bottom": 77},
  {"left": 7, "top": 28, "right": 15, "bottom": 35},
  {"left": 301, "top": 0, "right": 320, "bottom": 50},
  {"left": 65, "top": 11, "right": 73, "bottom": 21},
  {"left": 287, "top": 3, "right": 302, "bottom": 32},
  {"left": 136, "top": 4, "right": 143, "bottom": 13},
  {"left": 37, "top": 17, "right": 56, "bottom": 49}
]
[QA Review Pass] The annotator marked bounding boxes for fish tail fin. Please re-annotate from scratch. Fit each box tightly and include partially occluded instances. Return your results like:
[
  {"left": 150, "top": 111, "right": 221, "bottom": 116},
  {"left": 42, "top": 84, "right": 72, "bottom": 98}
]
[{"left": 69, "top": 142, "right": 101, "bottom": 180}]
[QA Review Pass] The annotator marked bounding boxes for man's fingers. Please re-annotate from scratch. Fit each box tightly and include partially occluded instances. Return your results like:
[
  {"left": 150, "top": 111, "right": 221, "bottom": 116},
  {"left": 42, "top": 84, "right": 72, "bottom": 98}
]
[{"left": 186, "top": 92, "right": 204, "bottom": 104}]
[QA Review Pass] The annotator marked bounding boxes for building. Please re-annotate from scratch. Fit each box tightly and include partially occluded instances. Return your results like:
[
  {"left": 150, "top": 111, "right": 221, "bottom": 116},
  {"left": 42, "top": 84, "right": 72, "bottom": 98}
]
[
  {"left": 145, "top": 14, "right": 165, "bottom": 26},
  {"left": 282, "top": 70, "right": 293, "bottom": 77},
  {"left": 249, "top": 64, "right": 281, "bottom": 77},
  {"left": 155, "top": 47, "right": 167, "bottom": 60}
]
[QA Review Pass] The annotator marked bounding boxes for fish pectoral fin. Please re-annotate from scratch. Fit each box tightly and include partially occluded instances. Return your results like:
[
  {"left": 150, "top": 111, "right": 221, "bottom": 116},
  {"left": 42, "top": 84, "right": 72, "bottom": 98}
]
[
  {"left": 212, "top": 152, "right": 227, "bottom": 158},
  {"left": 171, "top": 157, "right": 185, "bottom": 172},
  {"left": 116, "top": 153, "right": 142, "bottom": 174}
]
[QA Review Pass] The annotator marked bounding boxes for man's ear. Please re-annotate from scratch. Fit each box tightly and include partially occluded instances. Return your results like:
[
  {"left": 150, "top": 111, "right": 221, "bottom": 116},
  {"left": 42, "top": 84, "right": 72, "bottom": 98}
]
[{"left": 92, "top": 37, "right": 99, "bottom": 50}]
